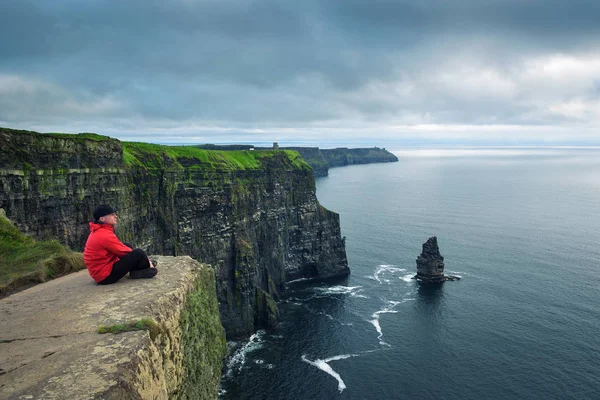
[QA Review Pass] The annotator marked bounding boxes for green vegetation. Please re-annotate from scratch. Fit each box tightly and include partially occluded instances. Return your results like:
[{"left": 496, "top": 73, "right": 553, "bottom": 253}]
[
  {"left": 0, "top": 210, "right": 85, "bottom": 297},
  {"left": 177, "top": 266, "right": 226, "bottom": 400},
  {"left": 282, "top": 149, "right": 313, "bottom": 170},
  {"left": 45, "top": 132, "right": 112, "bottom": 142},
  {"left": 97, "top": 319, "right": 161, "bottom": 339},
  {"left": 0, "top": 127, "right": 41, "bottom": 136},
  {"left": 122, "top": 141, "right": 311, "bottom": 172}
]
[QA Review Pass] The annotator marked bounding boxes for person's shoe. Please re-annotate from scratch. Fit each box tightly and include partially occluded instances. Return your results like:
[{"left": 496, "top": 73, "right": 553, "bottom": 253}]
[
  {"left": 149, "top": 258, "right": 158, "bottom": 268},
  {"left": 130, "top": 268, "right": 158, "bottom": 279}
]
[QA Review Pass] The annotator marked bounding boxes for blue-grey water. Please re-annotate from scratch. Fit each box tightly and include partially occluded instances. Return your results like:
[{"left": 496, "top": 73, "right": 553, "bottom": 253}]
[{"left": 219, "top": 147, "right": 600, "bottom": 400}]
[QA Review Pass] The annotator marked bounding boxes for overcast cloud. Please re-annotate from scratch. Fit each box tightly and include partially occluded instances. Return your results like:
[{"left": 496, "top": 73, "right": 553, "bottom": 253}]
[{"left": 1, "top": 0, "right": 600, "bottom": 145}]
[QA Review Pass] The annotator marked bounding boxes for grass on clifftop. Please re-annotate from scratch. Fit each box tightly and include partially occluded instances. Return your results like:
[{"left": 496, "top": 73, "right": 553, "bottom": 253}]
[
  {"left": 97, "top": 319, "right": 161, "bottom": 339},
  {"left": 44, "top": 132, "right": 113, "bottom": 142},
  {"left": 0, "top": 127, "right": 112, "bottom": 143},
  {"left": 122, "top": 141, "right": 311, "bottom": 171},
  {"left": 0, "top": 210, "right": 85, "bottom": 297}
]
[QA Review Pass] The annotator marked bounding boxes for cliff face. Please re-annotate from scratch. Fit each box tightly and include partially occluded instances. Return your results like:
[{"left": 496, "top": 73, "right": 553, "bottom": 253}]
[
  {"left": 0, "top": 256, "right": 226, "bottom": 399},
  {"left": 195, "top": 143, "right": 398, "bottom": 177},
  {"left": 260, "top": 146, "right": 397, "bottom": 177},
  {"left": 321, "top": 147, "right": 398, "bottom": 171},
  {"left": 0, "top": 128, "right": 349, "bottom": 338},
  {"left": 276, "top": 147, "right": 329, "bottom": 177}
]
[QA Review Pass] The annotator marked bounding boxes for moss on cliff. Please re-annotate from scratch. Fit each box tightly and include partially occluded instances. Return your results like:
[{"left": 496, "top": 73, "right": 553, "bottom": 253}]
[
  {"left": 97, "top": 319, "right": 161, "bottom": 338},
  {"left": 255, "top": 287, "right": 279, "bottom": 328},
  {"left": 176, "top": 265, "right": 226, "bottom": 400},
  {"left": 0, "top": 209, "right": 85, "bottom": 297}
]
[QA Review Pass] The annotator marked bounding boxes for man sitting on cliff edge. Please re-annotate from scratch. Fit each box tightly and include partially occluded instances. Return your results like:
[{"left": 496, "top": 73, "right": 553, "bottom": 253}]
[{"left": 84, "top": 205, "right": 157, "bottom": 284}]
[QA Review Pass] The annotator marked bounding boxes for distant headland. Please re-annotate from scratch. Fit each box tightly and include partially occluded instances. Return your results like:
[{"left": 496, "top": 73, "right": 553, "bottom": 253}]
[{"left": 196, "top": 143, "right": 399, "bottom": 177}]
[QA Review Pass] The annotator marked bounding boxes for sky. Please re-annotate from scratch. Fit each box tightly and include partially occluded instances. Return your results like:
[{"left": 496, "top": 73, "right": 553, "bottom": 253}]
[{"left": 1, "top": 0, "right": 600, "bottom": 146}]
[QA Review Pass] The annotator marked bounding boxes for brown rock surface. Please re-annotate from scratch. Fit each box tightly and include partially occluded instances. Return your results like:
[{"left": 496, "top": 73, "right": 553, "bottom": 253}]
[{"left": 0, "top": 256, "right": 225, "bottom": 400}]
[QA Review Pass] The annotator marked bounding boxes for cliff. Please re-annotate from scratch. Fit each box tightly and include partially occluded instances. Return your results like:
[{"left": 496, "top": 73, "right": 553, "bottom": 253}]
[
  {"left": 0, "top": 128, "right": 349, "bottom": 338},
  {"left": 262, "top": 146, "right": 397, "bottom": 177},
  {"left": 0, "top": 208, "right": 85, "bottom": 298},
  {"left": 320, "top": 147, "right": 398, "bottom": 173},
  {"left": 0, "top": 256, "right": 226, "bottom": 400},
  {"left": 195, "top": 144, "right": 398, "bottom": 177}
]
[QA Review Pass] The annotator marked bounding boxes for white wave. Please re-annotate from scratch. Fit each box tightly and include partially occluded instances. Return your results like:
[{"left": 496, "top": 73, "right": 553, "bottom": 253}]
[
  {"left": 302, "top": 349, "right": 387, "bottom": 391},
  {"left": 324, "top": 353, "right": 360, "bottom": 362},
  {"left": 264, "top": 363, "right": 275, "bottom": 369},
  {"left": 287, "top": 277, "right": 311, "bottom": 284},
  {"left": 283, "top": 297, "right": 305, "bottom": 305},
  {"left": 302, "top": 354, "right": 359, "bottom": 392},
  {"left": 225, "top": 330, "right": 265, "bottom": 375},
  {"left": 369, "top": 319, "right": 383, "bottom": 340},
  {"left": 350, "top": 288, "right": 369, "bottom": 298},
  {"left": 368, "top": 300, "right": 409, "bottom": 344},
  {"left": 315, "top": 285, "right": 362, "bottom": 295},
  {"left": 401, "top": 273, "right": 415, "bottom": 282},
  {"left": 254, "top": 359, "right": 264, "bottom": 365},
  {"left": 372, "top": 265, "right": 406, "bottom": 284},
  {"left": 373, "top": 309, "right": 399, "bottom": 317}
]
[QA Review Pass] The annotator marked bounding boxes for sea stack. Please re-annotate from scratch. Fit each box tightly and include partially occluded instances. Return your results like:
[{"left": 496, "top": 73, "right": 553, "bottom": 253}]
[{"left": 415, "top": 236, "right": 460, "bottom": 283}]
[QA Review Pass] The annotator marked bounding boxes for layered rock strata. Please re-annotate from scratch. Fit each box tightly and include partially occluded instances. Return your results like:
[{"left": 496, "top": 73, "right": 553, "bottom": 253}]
[
  {"left": 0, "top": 256, "right": 226, "bottom": 400},
  {"left": 195, "top": 144, "right": 399, "bottom": 177},
  {"left": 0, "top": 128, "right": 349, "bottom": 338},
  {"left": 415, "top": 236, "right": 460, "bottom": 283}
]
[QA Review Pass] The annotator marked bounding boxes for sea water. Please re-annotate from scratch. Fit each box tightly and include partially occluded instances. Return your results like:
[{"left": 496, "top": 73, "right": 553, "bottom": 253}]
[{"left": 219, "top": 147, "right": 600, "bottom": 400}]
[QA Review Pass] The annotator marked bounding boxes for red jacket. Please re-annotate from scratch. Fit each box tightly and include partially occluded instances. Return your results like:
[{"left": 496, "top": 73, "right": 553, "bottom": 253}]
[{"left": 83, "top": 222, "right": 132, "bottom": 282}]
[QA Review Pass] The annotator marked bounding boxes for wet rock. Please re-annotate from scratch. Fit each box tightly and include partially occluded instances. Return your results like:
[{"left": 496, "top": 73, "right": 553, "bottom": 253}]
[{"left": 415, "top": 236, "right": 460, "bottom": 283}]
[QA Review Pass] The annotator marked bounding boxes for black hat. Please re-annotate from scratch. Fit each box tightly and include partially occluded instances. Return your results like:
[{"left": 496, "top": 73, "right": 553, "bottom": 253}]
[{"left": 93, "top": 205, "right": 119, "bottom": 220}]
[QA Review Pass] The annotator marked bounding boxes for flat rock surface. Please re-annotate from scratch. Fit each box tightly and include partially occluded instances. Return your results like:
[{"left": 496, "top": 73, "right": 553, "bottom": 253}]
[{"left": 0, "top": 256, "right": 200, "bottom": 400}]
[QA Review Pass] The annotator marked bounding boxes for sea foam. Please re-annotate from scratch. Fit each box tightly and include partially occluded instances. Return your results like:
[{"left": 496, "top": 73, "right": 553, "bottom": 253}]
[
  {"left": 225, "top": 330, "right": 265, "bottom": 376},
  {"left": 371, "top": 265, "right": 407, "bottom": 284},
  {"left": 301, "top": 353, "right": 362, "bottom": 392},
  {"left": 302, "top": 355, "right": 347, "bottom": 392},
  {"left": 301, "top": 352, "right": 378, "bottom": 392}
]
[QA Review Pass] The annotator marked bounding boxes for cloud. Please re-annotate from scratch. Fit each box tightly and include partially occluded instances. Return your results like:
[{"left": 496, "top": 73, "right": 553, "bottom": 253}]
[
  {"left": 1, "top": 0, "right": 600, "bottom": 143},
  {"left": 0, "top": 75, "right": 126, "bottom": 124}
]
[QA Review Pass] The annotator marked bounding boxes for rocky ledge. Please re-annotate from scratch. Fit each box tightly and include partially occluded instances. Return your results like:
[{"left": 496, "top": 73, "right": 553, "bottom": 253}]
[
  {"left": 415, "top": 236, "right": 460, "bottom": 283},
  {"left": 0, "top": 256, "right": 226, "bottom": 400}
]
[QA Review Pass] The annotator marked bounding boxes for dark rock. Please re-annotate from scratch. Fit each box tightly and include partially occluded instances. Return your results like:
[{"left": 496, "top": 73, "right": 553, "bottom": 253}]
[
  {"left": 415, "top": 236, "right": 460, "bottom": 283},
  {"left": 0, "top": 127, "right": 350, "bottom": 339},
  {"left": 195, "top": 144, "right": 399, "bottom": 177}
]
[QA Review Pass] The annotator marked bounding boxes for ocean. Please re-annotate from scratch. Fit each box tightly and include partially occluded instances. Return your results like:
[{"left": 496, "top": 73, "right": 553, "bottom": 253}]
[{"left": 219, "top": 147, "right": 600, "bottom": 400}]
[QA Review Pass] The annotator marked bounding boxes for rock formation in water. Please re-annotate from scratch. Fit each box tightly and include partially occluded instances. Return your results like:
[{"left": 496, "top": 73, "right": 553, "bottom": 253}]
[
  {"left": 0, "top": 127, "right": 350, "bottom": 338},
  {"left": 415, "top": 236, "right": 460, "bottom": 283}
]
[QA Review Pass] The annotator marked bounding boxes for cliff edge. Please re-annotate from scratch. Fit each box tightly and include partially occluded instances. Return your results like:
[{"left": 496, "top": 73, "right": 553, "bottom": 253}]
[
  {"left": 0, "top": 127, "right": 349, "bottom": 338},
  {"left": 195, "top": 143, "right": 399, "bottom": 177},
  {"left": 0, "top": 256, "right": 226, "bottom": 400}
]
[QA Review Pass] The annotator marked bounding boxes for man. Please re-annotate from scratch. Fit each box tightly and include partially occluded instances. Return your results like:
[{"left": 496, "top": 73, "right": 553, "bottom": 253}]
[{"left": 84, "top": 205, "right": 157, "bottom": 284}]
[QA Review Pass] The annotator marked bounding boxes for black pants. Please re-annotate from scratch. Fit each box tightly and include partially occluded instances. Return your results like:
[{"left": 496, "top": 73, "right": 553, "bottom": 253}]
[{"left": 98, "top": 248, "right": 151, "bottom": 285}]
